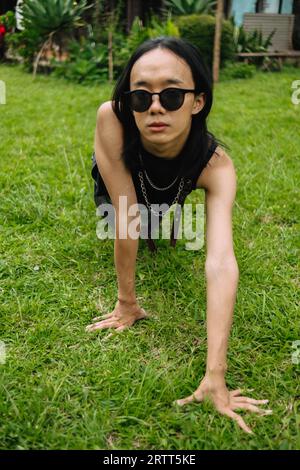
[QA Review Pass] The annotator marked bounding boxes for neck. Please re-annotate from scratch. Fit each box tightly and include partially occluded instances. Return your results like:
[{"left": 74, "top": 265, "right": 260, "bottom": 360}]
[{"left": 140, "top": 122, "right": 192, "bottom": 159}]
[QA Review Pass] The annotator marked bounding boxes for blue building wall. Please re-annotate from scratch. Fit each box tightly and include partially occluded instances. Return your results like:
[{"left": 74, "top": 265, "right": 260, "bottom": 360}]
[
  {"left": 281, "top": 0, "right": 294, "bottom": 13},
  {"left": 231, "top": 0, "right": 293, "bottom": 26}
]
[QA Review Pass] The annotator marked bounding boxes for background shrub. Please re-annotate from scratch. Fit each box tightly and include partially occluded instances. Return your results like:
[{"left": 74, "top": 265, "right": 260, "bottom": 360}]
[
  {"left": 51, "top": 36, "right": 108, "bottom": 84},
  {"left": 176, "top": 14, "right": 235, "bottom": 71},
  {"left": 113, "top": 14, "right": 180, "bottom": 79},
  {"left": 220, "top": 62, "right": 256, "bottom": 80}
]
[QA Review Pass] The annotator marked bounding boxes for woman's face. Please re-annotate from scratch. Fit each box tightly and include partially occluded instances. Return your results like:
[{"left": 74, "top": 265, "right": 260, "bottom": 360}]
[{"left": 129, "top": 48, "right": 205, "bottom": 156}]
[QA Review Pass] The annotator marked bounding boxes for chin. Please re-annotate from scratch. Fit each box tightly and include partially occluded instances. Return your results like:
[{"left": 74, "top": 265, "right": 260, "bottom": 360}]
[
  {"left": 148, "top": 136, "right": 171, "bottom": 145},
  {"left": 146, "top": 130, "right": 171, "bottom": 139}
]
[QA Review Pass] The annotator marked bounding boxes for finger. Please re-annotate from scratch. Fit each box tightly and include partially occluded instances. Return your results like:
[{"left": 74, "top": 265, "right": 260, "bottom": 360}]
[
  {"left": 221, "top": 408, "right": 254, "bottom": 434},
  {"left": 233, "top": 397, "right": 269, "bottom": 406},
  {"left": 137, "top": 308, "right": 149, "bottom": 319},
  {"left": 230, "top": 389, "right": 243, "bottom": 397},
  {"left": 233, "top": 403, "right": 273, "bottom": 415},
  {"left": 86, "top": 319, "right": 113, "bottom": 331},
  {"left": 99, "top": 308, "right": 148, "bottom": 323},
  {"left": 86, "top": 319, "right": 119, "bottom": 331},
  {"left": 92, "top": 312, "right": 115, "bottom": 322},
  {"left": 141, "top": 308, "right": 148, "bottom": 316},
  {"left": 86, "top": 323, "right": 98, "bottom": 332},
  {"left": 115, "top": 325, "right": 129, "bottom": 332},
  {"left": 92, "top": 317, "right": 102, "bottom": 322},
  {"left": 175, "top": 394, "right": 196, "bottom": 406},
  {"left": 175, "top": 390, "right": 204, "bottom": 406}
]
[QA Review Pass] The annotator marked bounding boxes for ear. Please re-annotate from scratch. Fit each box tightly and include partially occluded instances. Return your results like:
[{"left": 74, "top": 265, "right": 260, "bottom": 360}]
[{"left": 192, "top": 92, "right": 205, "bottom": 115}]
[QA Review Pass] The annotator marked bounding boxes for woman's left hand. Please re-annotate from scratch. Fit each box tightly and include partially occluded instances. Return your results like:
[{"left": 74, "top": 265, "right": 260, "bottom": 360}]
[{"left": 175, "top": 375, "right": 272, "bottom": 434}]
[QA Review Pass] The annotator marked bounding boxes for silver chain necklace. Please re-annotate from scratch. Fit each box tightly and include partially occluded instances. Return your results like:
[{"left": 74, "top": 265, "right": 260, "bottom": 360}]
[
  {"left": 138, "top": 171, "right": 185, "bottom": 216},
  {"left": 138, "top": 152, "right": 181, "bottom": 191}
]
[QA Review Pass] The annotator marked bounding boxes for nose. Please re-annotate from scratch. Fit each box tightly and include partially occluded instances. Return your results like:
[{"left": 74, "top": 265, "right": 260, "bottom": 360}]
[{"left": 148, "top": 93, "right": 165, "bottom": 113}]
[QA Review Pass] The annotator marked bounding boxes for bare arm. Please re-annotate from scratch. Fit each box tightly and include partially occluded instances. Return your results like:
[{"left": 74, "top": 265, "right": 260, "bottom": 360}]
[
  {"left": 87, "top": 101, "right": 147, "bottom": 332},
  {"left": 94, "top": 101, "right": 139, "bottom": 304},
  {"left": 202, "top": 149, "right": 238, "bottom": 376},
  {"left": 176, "top": 148, "right": 271, "bottom": 434}
]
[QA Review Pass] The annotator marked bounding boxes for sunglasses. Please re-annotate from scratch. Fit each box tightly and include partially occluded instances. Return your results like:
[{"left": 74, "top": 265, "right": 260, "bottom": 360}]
[{"left": 124, "top": 87, "right": 196, "bottom": 112}]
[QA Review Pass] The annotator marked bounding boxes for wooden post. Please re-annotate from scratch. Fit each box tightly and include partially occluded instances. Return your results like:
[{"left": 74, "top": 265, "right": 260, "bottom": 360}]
[
  {"left": 107, "top": 1, "right": 116, "bottom": 85},
  {"left": 213, "top": 0, "right": 224, "bottom": 84},
  {"left": 293, "top": 0, "right": 300, "bottom": 14},
  {"left": 108, "top": 28, "right": 113, "bottom": 84}
]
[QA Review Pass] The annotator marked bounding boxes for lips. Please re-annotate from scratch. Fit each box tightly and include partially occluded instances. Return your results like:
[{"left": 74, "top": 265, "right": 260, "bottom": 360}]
[{"left": 148, "top": 122, "right": 168, "bottom": 127}]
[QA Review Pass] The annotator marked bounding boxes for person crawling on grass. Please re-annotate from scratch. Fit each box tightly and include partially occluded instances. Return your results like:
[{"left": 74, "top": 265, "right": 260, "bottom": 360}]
[{"left": 86, "top": 36, "right": 272, "bottom": 434}]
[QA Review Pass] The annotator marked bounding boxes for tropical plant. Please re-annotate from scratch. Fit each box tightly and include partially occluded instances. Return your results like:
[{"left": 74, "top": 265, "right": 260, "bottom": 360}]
[
  {"left": 113, "top": 17, "right": 149, "bottom": 76},
  {"left": 0, "top": 10, "right": 16, "bottom": 61},
  {"left": 4, "top": 28, "right": 41, "bottom": 67},
  {"left": 147, "top": 12, "right": 180, "bottom": 38},
  {"left": 20, "top": 0, "right": 92, "bottom": 36},
  {"left": 234, "top": 25, "right": 276, "bottom": 53},
  {"left": 114, "top": 14, "right": 180, "bottom": 78},
  {"left": 19, "top": 0, "right": 93, "bottom": 75},
  {"left": 164, "top": 0, "right": 217, "bottom": 15},
  {"left": 0, "top": 11, "right": 16, "bottom": 32},
  {"left": 51, "top": 36, "right": 108, "bottom": 84}
]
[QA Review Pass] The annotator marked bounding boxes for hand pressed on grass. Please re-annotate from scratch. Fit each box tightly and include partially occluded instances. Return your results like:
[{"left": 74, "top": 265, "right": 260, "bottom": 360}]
[
  {"left": 86, "top": 299, "right": 148, "bottom": 333},
  {"left": 175, "top": 375, "right": 272, "bottom": 435}
]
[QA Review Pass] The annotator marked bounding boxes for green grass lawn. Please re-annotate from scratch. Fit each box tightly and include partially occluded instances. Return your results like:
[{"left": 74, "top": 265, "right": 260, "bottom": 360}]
[{"left": 0, "top": 63, "right": 299, "bottom": 450}]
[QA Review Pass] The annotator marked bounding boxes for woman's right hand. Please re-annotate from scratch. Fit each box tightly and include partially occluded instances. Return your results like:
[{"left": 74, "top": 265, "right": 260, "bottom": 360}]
[{"left": 85, "top": 299, "right": 148, "bottom": 333}]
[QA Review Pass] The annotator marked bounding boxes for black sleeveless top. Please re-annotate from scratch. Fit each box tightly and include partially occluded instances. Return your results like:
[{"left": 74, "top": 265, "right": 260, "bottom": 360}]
[{"left": 91, "top": 135, "right": 218, "bottom": 252}]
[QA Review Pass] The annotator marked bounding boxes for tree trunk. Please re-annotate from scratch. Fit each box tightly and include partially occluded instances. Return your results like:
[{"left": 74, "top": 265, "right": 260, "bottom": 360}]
[
  {"left": 293, "top": 0, "right": 300, "bottom": 49},
  {"left": 213, "top": 0, "right": 223, "bottom": 84},
  {"left": 0, "top": 0, "right": 18, "bottom": 15},
  {"left": 126, "top": 0, "right": 143, "bottom": 33},
  {"left": 224, "top": 0, "right": 232, "bottom": 19}
]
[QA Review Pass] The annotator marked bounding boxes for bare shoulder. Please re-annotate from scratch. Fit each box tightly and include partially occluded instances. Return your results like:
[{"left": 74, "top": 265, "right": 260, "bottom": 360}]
[
  {"left": 97, "top": 99, "right": 115, "bottom": 116},
  {"left": 196, "top": 145, "right": 236, "bottom": 195},
  {"left": 96, "top": 100, "right": 122, "bottom": 131},
  {"left": 95, "top": 100, "right": 124, "bottom": 161}
]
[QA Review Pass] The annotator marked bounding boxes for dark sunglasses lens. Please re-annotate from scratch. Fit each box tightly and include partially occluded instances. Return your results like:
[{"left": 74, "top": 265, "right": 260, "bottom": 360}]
[
  {"left": 130, "top": 91, "right": 151, "bottom": 112},
  {"left": 161, "top": 89, "right": 184, "bottom": 110}
]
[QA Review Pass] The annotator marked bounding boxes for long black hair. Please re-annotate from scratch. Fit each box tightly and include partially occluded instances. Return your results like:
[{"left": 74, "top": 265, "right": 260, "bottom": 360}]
[{"left": 111, "top": 36, "right": 228, "bottom": 177}]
